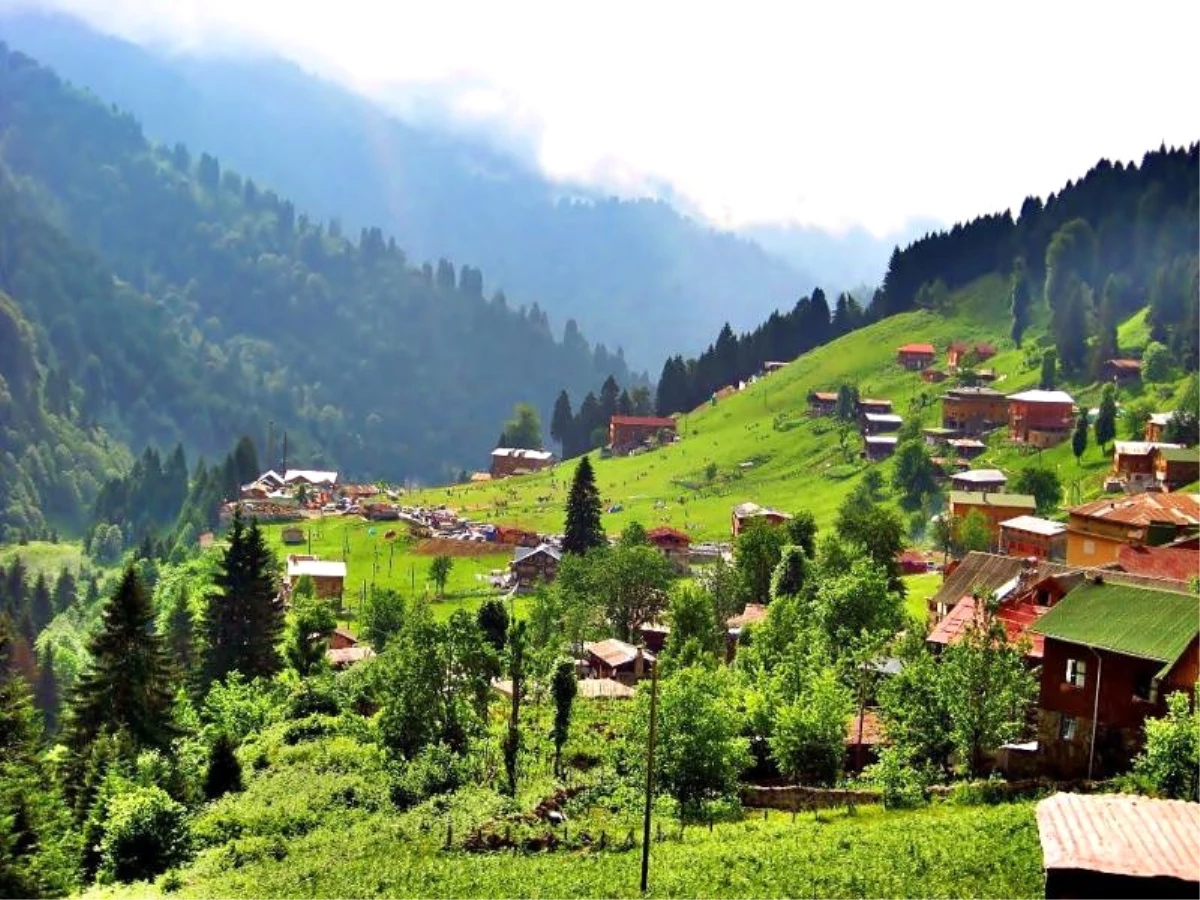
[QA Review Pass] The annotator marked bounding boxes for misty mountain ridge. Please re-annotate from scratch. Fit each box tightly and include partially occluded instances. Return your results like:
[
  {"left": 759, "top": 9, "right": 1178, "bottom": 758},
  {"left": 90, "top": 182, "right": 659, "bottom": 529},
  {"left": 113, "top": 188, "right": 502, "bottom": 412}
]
[{"left": 0, "top": 10, "right": 921, "bottom": 366}]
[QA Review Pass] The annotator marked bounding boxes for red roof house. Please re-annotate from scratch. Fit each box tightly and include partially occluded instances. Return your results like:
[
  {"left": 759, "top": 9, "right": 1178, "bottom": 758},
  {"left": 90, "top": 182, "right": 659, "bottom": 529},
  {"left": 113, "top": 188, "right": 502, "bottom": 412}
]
[
  {"left": 646, "top": 526, "right": 692, "bottom": 573},
  {"left": 609, "top": 415, "right": 677, "bottom": 454},
  {"left": 897, "top": 343, "right": 936, "bottom": 370},
  {"left": 1115, "top": 544, "right": 1200, "bottom": 583},
  {"left": 926, "top": 592, "right": 1051, "bottom": 660}
]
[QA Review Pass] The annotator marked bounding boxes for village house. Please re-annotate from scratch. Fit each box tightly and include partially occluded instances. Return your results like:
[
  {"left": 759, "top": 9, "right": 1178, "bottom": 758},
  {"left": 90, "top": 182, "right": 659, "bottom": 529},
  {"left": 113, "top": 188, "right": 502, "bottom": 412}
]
[
  {"left": 634, "top": 622, "right": 670, "bottom": 655},
  {"left": 950, "top": 468, "right": 1008, "bottom": 493},
  {"left": 1066, "top": 492, "right": 1200, "bottom": 566},
  {"left": 921, "top": 367, "right": 948, "bottom": 384},
  {"left": 807, "top": 391, "right": 839, "bottom": 415},
  {"left": 510, "top": 544, "right": 561, "bottom": 592},
  {"left": 762, "top": 360, "right": 788, "bottom": 375},
  {"left": 856, "top": 398, "right": 894, "bottom": 416},
  {"left": 1110, "top": 440, "right": 1184, "bottom": 489},
  {"left": 725, "top": 603, "right": 768, "bottom": 660},
  {"left": 1156, "top": 445, "right": 1200, "bottom": 490},
  {"left": 941, "top": 386, "right": 1008, "bottom": 435},
  {"left": 609, "top": 415, "right": 677, "bottom": 455},
  {"left": 323, "top": 627, "right": 375, "bottom": 669},
  {"left": 285, "top": 555, "right": 347, "bottom": 600},
  {"left": 645, "top": 526, "right": 692, "bottom": 573},
  {"left": 731, "top": 502, "right": 792, "bottom": 537},
  {"left": 947, "top": 437, "right": 987, "bottom": 459},
  {"left": 926, "top": 587, "right": 1051, "bottom": 663},
  {"left": 896, "top": 549, "right": 930, "bottom": 575},
  {"left": 284, "top": 469, "right": 338, "bottom": 488},
  {"left": 922, "top": 426, "right": 958, "bottom": 448},
  {"left": 1144, "top": 411, "right": 1173, "bottom": 442},
  {"left": 999, "top": 516, "right": 1067, "bottom": 561},
  {"left": 1029, "top": 580, "right": 1199, "bottom": 779},
  {"left": 1037, "top": 793, "right": 1200, "bottom": 900},
  {"left": 581, "top": 639, "right": 655, "bottom": 685},
  {"left": 864, "top": 435, "right": 898, "bottom": 461},
  {"left": 845, "top": 709, "right": 885, "bottom": 772},
  {"left": 946, "top": 340, "right": 996, "bottom": 370},
  {"left": 948, "top": 491, "right": 1037, "bottom": 544},
  {"left": 896, "top": 342, "right": 936, "bottom": 370},
  {"left": 1101, "top": 358, "right": 1142, "bottom": 384},
  {"left": 1115, "top": 542, "right": 1200, "bottom": 582},
  {"left": 1007, "top": 389, "right": 1076, "bottom": 446},
  {"left": 489, "top": 447, "right": 556, "bottom": 478},
  {"left": 862, "top": 412, "right": 903, "bottom": 434}
]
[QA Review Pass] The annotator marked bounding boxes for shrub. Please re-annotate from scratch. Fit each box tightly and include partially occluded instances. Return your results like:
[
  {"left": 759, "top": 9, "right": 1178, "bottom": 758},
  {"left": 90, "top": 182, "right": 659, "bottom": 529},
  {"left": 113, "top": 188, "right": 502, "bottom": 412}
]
[
  {"left": 1142, "top": 341, "right": 1172, "bottom": 382},
  {"left": 98, "top": 785, "right": 191, "bottom": 883},
  {"left": 389, "top": 742, "right": 464, "bottom": 809},
  {"left": 864, "top": 747, "right": 930, "bottom": 810}
]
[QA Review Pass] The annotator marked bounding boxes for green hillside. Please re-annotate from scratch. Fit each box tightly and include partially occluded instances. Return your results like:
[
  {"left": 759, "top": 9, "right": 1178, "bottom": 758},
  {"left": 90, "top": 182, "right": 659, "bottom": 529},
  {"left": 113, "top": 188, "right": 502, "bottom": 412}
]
[{"left": 411, "top": 275, "right": 1194, "bottom": 540}]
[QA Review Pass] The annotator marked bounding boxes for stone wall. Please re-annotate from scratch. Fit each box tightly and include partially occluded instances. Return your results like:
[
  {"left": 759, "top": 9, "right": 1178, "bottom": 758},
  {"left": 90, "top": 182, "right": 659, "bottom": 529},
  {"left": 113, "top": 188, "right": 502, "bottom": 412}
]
[{"left": 741, "top": 778, "right": 1058, "bottom": 810}]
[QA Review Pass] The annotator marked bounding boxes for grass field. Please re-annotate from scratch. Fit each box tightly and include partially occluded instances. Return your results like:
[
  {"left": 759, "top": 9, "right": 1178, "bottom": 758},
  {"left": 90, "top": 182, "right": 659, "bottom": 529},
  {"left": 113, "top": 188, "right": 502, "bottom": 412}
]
[
  {"left": 407, "top": 276, "right": 1193, "bottom": 545},
  {"left": 0, "top": 539, "right": 89, "bottom": 580},
  {"left": 258, "top": 517, "right": 523, "bottom": 624},
  {"left": 902, "top": 572, "right": 942, "bottom": 623}
]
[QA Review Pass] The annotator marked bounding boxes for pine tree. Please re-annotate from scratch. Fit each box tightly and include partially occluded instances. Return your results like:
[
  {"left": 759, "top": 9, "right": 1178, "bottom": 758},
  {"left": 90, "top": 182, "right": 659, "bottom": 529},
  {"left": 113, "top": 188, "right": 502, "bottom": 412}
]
[
  {"left": 51, "top": 567, "right": 76, "bottom": 614},
  {"left": 562, "top": 456, "right": 605, "bottom": 555},
  {"left": 1072, "top": 410, "right": 1089, "bottom": 463},
  {"left": 63, "top": 567, "right": 180, "bottom": 779},
  {"left": 204, "top": 510, "right": 283, "bottom": 683},
  {"left": 550, "top": 390, "right": 574, "bottom": 457},
  {"left": 1091, "top": 289, "right": 1120, "bottom": 380},
  {"left": 1094, "top": 383, "right": 1118, "bottom": 452},
  {"left": 1009, "top": 258, "right": 1031, "bottom": 347},
  {"left": 551, "top": 657, "right": 577, "bottom": 777},
  {"left": 203, "top": 731, "right": 243, "bottom": 800},
  {"left": 164, "top": 585, "right": 196, "bottom": 682},
  {"left": 33, "top": 644, "right": 59, "bottom": 735},
  {"left": 3, "top": 556, "right": 27, "bottom": 618},
  {"left": 28, "top": 573, "right": 52, "bottom": 636},
  {"left": 1039, "top": 349, "right": 1057, "bottom": 389}
]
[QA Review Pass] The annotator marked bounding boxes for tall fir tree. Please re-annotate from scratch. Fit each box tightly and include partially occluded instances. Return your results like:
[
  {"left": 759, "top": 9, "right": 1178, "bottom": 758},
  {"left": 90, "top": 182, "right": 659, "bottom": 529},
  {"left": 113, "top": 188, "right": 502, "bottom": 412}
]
[
  {"left": 550, "top": 390, "right": 574, "bottom": 457},
  {"left": 1039, "top": 349, "right": 1058, "bottom": 389},
  {"left": 62, "top": 567, "right": 180, "bottom": 778},
  {"left": 1009, "top": 258, "right": 1031, "bottom": 347},
  {"left": 562, "top": 456, "right": 605, "bottom": 555},
  {"left": 51, "top": 567, "right": 76, "bottom": 614},
  {"left": 204, "top": 510, "right": 283, "bottom": 683},
  {"left": 164, "top": 584, "right": 196, "bottom": 683},
  {"left": 33, "top": 644, "right": 59, "bottom": 735},
  {"left": 1072, "top": 410, "right": 1089, "bottom": 463},
  {"left": 1094, "top": 383, "right": 1118, "bottom": 452},
  {"left": 28, "top": 574, "right": 52, "bottom": 636}
]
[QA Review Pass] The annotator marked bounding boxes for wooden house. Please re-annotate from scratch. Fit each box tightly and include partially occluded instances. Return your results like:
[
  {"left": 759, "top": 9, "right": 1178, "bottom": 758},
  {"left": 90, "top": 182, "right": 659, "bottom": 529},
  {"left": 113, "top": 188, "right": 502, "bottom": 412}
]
[
  {"left": 999, "top": 516, "right": 1067, "bottom": 561},
  {"left": 582, "top": 639, "right": 654, "bottom": 685},
  {"left": 609, "top": 415, "right": 677, "bottom": 454},
  {"left": 946, "top": 341, "right": 996, "bottom": 370},
  {"left": 807, "top": 391, "right": 839, "bottom": 415},
  {"left": 1007, "top": 390, "right": 1075, "bottom": 447},
  {"left": 922, "top": 426, "right": 959, "bottom": 448},
  {"left": 862, "top": 412, "right": 903, "bottom": 434},
  {"left": 921, "top": 367, "right": 947, "bottom": 384},
  {"left": 762, "top": 361, "right": 788, "bottom": 375},
  {"left": 948, "top": 437, "right": 987, "bottom": 459},
  {"left": 1116, "top": 543, "right": 1200, "bottom": 583},
  {"left": 927, "top": 589, "right": 1051, "bottom": 662},
  {"left": 285, "top": 555, "right": 346, "bottom": 600},
  {"left": 1156, "top": 446, "right": 1200, "bottom": 489},
  {"left": 490, "top": 447, "right": 555, "bottom": 478},
  {"left": 284, "top": 469, "right": 339, "bottom": 488},
  {"left": 845, "top": 709, "right": 885, "bottom": 773},
  {"left": 941, "top": 386, "right": 1008, "bottom": 435},
  {"left": 1066, "top": 492, "right": 1200, "bottom": 566},
  {"left": 1144, "top": 412, "right": 1173, "bottom": 442},
  {"left": 857, "top": 398, "right": 894, "bottom": 416},
  {"left": 950, "top": 468, "right": 1008, "bottom": 493},
  {"left": 1037, "top": 793, "right": 1200, "bottom": 900},
  {"left": 896, "top": 343, "right": 936, "bottom": 370},
  {"left": 948, "top": 491, "right": 1037, "bottom": 544},
  {"left": 731, "top": 502, "right": 792, "bottom": 537},
  {"left": 864, "top": 435, "right": 898, "bottom": 460},
  {"left": 1029, "top": 581, "right": 1199, "bottom": 778},
  {"left": 645, "top": 526, "right": 692, "bottom": 573},
  {"left": 1102, "top": 358, "right": 1142, "bottom": 384},
  {"left": 725, "top": 603, "right": 768, "bottom": 661},
  {"left": 510, "top": 544, "right": 561, "bottom": 592},
  {"left": 1110, "top": 440, "right": 1183, "bottom": 489}
]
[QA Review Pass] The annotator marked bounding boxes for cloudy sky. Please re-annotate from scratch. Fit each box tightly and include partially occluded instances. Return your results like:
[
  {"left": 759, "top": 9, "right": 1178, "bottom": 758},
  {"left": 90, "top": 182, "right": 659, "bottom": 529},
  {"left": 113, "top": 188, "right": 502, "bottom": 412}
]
[{"left": 9, "top": 0, "right": 1199, "bottom": 236}]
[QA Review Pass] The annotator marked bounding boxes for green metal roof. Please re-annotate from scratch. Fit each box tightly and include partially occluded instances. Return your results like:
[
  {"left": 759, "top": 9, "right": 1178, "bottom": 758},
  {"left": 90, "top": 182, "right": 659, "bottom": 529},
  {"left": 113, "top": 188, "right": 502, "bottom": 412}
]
[
  {"left": 1031, "top": 581, "right": 1199, "bottom": 670},
  {"left": 949, "top": 491, "right": 1037, "bottom": 509},
  {"left": 1158, "top": 447, "right": 1199, "bottom": 464}
]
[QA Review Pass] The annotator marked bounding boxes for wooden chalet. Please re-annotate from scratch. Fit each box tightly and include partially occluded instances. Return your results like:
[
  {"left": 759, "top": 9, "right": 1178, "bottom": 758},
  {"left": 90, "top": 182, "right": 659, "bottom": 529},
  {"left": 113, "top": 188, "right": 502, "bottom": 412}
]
[
  {"left": 864, "top": 435, "right": 898, "bottom": 460},
  {"left": 807, "top": 391, "right": 839, "bottom": 416},
  {"left": 946, "top": 340, "right": 996, "bottom": 370},
  {"left": 510, "top": 544, "right": 561, "bottom": 592},
  {"left": 920, "top": 367, "right": 948, "bottom": 384},
  {"left": 1037, "top": 793, "right": 1200, "bottom": 899},
  {"left": 950, "top": 468, "right": 1008, "bottom": 493},
  {"left": 284, "top": 468, "right": 338, "bottom": 488},
  {"left": 581, "top": 639, "right": 655, "bottom": 685},
  {"left": 645, "top": 526, "right": 692, "bottom": 573},
  {"left": 1066, "top": 492, "right": 1200, "bottom": 567},
  {"left": 947, "top": 437, "right": 987, "bottom": 459},
  {"left": 862, "top": 412, "right": 903, "bottom": 434},
  {"left": 896, "top": 343, "right": 936, "bottom": 370},
  {"left": 731, "top": 502, "right": 792, "bottom": 537},
  {"left": 922, "top": 426, "right": 959, "bottom": 448},
  {"left": 1102, "top": 358, "right": 1142, "bottom": 384},
  {"left": 1029, "top": 580, "right": 1199, "bottom": 778},
  {"left": 609, "top": 415, "right": 677, "bottom": 454},
  {"left": 1156, "top": 446, "right": 1200, "bottom": 490},
  {"left": 999, "top": 516, "right": 1067, "bottom": 562},
  {"left": 1144, "top": 411, "right": 1173, "bottom": 442},
  {"left": 1110, "top": 440, "right": 1183, "bottom": 489},
  {"left": 948, "top": 491, "right": 1037, "bottom": 545},
  {"left": 941, "top": 386, "right": 1008, "bottom": 435},
  {"left": 490, "top": 447, "right": 555, "bottom": 478},
  {"left": 725, "top": 603, "right": 768, "bottom": 660},
  {"left": 1007, "top": 390, "right": 1075, "bottom": 447},
  {"left": 285, "top": 555, "right": 346, "bottom": 600},
  {"left": 857, "top": 397, "right": 894, "bottom": 416}
]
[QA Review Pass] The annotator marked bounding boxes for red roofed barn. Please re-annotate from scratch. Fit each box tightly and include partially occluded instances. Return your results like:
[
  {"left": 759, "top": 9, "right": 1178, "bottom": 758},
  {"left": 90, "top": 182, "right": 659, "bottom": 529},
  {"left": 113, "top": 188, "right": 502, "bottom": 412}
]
[
  {"left": 609, "top": 415, "right": 677, "bottom": 454},
  {"left": 897, "top": 343, "right": 936, "bottom": 370}
]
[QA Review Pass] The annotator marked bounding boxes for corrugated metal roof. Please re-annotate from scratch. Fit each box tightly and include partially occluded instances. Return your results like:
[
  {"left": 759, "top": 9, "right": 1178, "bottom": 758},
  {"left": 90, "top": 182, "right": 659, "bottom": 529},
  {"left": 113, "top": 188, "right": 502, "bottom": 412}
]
[
  {"left": 949, "top": 491, "right": 1036, "bottom": 509},
  {"left": 1008, "top": 389, "right": 1076, "bottom": 404},
  {"left": 584, "top": 638, "right": 654, "bottom": 668},
  {"left": 1030, "top": 581, "right": 1199, "bottom": 665},
  {"left": 927, "top": 593, "right": 1048, "bottom": 658},
  {"left": 1036, "top": 793, "right": 1200, "bottom": 882},
  {"left": 1117, "top": 545, "right": 1200, "bottom": 583},
  {"left": 952, "top": 469, "right": 1008, "bottom": 484},
  {"left": 610, "top": 415, "right": 677, "bottom": 428},
  {"left": 1159, "top": 447, "right": 1200, "bottom": 464},
  {"left": 1001, "top": 515, "right": 1067, "bottom": 537},
  {"left": 513, "top": 544, "right": 561, "bottom": 563},
  {"left": 1070, "top": 492, "right": 1200, "bottom": 527}
]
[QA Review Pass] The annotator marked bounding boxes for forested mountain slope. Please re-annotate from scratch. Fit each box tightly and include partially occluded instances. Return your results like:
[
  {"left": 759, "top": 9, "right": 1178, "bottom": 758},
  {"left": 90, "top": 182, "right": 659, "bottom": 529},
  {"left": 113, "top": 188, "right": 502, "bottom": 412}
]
[
  {"left": 0, "top": 43, "right": 632, "bottom": 521},
  {"left": 0, "top": 10, "right": 813, "bottom": 366}
]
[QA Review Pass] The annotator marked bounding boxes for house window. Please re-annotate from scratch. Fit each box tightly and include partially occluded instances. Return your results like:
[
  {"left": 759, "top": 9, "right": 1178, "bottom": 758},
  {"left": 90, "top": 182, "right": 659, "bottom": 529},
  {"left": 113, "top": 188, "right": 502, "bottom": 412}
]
[
  {"left": 1060, "top": 716, "right": 1077, "bottom": 741},
  {"left": 1133, "top": 671, "right": 1155, "bottom": 703},
  {"left": 1082, "top": 539, "right": 1095, "bottom": 555},
  {"left": 936, "top": 601, "right": 948, "bottom": 619},
  {"left": 1066, "top": 658, "right": 1087, "bottom": 688}
]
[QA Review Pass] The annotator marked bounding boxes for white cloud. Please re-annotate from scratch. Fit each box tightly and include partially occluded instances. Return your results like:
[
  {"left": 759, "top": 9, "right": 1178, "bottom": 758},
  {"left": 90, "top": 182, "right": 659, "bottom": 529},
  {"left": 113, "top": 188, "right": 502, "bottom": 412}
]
[{"left": 8, "top": 0, "right": 1199, "bottom": 236}]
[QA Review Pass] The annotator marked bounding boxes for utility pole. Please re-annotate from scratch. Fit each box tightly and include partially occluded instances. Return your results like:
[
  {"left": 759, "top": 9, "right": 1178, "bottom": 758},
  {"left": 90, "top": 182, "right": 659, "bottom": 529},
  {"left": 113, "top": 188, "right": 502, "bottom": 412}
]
[{"left": 640, "top": 659, "right": 660, "bottom": 893}]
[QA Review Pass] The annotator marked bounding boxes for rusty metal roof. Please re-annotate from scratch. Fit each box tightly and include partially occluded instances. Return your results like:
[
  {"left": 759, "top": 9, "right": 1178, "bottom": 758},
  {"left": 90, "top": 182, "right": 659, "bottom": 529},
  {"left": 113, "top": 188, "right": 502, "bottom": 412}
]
[
  {"left": 1069, "top": 492, "right": 1200, "bottom": 527},
  {"left": 1037, "top": 793, "right": 1200, "bottom": 882}
]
